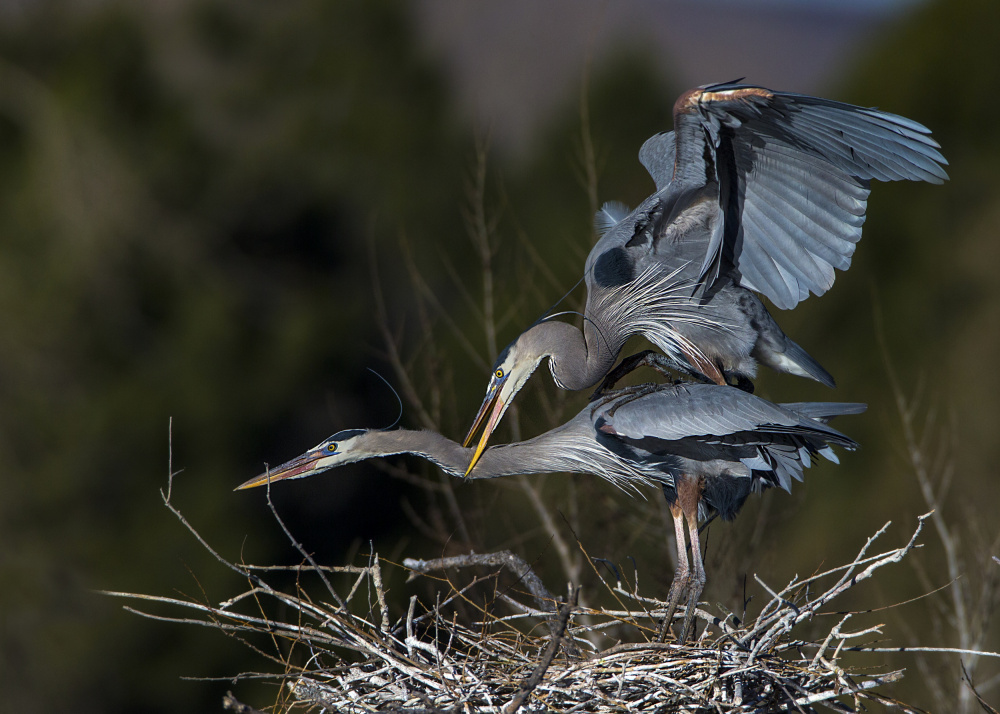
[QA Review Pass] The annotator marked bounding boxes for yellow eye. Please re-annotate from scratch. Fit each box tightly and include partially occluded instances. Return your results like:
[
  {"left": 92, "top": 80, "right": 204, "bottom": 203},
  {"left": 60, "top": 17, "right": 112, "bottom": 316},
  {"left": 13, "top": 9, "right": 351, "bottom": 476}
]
[
  {"left": 327, "top": 442, "right": 338, "bottom": 452},
  {"left": 495, "top": 369, "right": 504, "bottom": 379}
]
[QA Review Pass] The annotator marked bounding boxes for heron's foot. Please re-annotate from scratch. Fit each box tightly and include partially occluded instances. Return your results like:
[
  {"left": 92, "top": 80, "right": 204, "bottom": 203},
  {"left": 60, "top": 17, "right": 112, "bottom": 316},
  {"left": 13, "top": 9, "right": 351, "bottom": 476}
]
[
  {"left": 657, "top": 574, "right": 687, "bottom": 642},
  {"left": 589, "top": 381, "right": 659, "bottom": 417},
  {"left": 724, "top": 371, "right": 755, "bottom": 394},
  {"left": 604, "top": 383, "right": 664, "bottom": 418},
  {"left": 678, "top": 590, "right": 698, "bottom": 644},
  {"left": 589, "top": 350, "right": 658, "bottom": 400},
  {"left": 678, "top": 562, "right": 706, "bottom": 644},
  {"left": 657, "top": 543, "right": 699, "bottom": 643},
  {"left": 589, "top": 350, "right": 696, "bottom": 401}
]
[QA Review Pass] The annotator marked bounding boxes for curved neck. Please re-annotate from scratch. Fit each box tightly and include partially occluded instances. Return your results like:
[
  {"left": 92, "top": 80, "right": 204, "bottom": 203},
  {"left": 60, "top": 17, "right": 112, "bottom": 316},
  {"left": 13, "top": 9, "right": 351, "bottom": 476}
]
[
  {"left": 356, "top": 420, "right": 592, "bottom": 480},
  {"left": 524, "top": 320, "right": 622, "bottom": 391},
  {"left": 356, "top": 429, "right": 472, "bottom": 477}
]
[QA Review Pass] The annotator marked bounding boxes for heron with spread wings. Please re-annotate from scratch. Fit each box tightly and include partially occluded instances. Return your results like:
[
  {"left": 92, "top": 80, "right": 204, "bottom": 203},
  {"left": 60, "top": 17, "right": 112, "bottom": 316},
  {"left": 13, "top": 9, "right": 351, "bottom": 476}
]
[
  {"left": 463, "top": 81, "right": 946, "bottom": 474},
  {"left": 238, "top": 382, "right": 864, "bottom": 641}
]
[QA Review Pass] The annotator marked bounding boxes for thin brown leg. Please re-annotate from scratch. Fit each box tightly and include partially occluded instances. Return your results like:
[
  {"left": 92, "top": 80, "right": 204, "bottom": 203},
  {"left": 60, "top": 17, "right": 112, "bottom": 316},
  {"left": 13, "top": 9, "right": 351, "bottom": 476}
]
[
  {"left": 670, "top": 474, "right": 705, "bottom": 644},
  {"left": 656, "top": 502, "right": 689, "bottom": 642},
  {"left": 680, "top": 504, "right": 706, "bottom": 643}
]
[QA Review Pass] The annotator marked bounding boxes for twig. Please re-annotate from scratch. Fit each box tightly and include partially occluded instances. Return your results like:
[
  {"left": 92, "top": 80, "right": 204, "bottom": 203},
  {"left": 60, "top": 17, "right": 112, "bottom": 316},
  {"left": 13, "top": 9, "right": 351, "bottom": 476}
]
[
  {"left": 222, "top": 691, "right": 266, "bottom": 714},
  {"left": 503, "top": 591, "right": 576, "bottom": 714},
  {"left": 115, "top": 474, "right": 989, "bottom": 713},
  {"left": 404, "top": 551, "right": 555, "bottom": 612},
  {"left": 465, "top": 132, "right": 501, "bottom": 361}
]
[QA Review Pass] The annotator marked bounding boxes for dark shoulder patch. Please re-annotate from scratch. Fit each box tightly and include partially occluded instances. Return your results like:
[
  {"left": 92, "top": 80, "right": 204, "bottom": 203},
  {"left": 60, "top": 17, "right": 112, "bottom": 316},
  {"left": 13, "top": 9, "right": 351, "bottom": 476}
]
[
  {"left": 593, "top": 416, "right": 616, "bottom": 435},
  {"left": 592, "top": 247, "right": 635, "bottom": 288}
]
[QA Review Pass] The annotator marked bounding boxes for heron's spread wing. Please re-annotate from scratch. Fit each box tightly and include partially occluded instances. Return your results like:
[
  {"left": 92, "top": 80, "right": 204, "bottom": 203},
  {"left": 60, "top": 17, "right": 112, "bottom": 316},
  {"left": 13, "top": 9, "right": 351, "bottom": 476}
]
[{"left": 669, "top": 82, "right": 948, "bottom": 310}]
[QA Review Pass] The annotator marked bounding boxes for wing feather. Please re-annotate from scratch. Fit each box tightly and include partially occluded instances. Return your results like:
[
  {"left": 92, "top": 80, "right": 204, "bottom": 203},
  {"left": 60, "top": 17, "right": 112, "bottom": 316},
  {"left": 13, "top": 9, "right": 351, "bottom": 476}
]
[
  {"left": 638, "top": 131, "right": 676, "bottom": 191},
  {"left": 667, "top": 82, "right": 947, "bottom": 309},
  {"left": 596, "top": 384, "right": 860, "bottom": 451},
  {"left": 599, "top": 383, "right": 802, "bottom": 442}
]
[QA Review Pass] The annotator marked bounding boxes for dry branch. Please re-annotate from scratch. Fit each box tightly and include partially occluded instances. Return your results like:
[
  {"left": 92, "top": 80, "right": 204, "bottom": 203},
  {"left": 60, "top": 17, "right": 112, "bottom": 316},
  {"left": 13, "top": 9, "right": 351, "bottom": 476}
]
[{"left": 103, "top": 489, "right": 999, "bottom": 714}]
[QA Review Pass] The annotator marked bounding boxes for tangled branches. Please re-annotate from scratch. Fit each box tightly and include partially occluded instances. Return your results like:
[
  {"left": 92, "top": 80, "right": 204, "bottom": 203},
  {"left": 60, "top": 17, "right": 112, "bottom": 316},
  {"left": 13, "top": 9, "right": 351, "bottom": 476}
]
[{"left": 100, "top": 475, "right": 996, "bottom": 713}]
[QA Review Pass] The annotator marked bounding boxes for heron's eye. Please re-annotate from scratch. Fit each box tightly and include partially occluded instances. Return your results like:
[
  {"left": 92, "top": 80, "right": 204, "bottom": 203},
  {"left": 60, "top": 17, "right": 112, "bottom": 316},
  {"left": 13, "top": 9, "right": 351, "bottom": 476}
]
[
  {"left": 327, "top": 442, "right": 338, "bottom": 453},
  {"left": 495, "top": 369, "right": 504, "bottom": 379}
]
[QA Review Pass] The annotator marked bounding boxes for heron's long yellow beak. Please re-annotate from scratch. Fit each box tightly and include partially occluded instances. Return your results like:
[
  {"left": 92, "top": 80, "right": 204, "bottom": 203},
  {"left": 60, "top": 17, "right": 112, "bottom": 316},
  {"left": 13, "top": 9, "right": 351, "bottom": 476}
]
[
  {"left": 464, "top": 389, "right": 505, "bottom": 476},
  {"left": 463, "top": 386, "right": 498, "bottom": 447},
  {"left": 235, "top": 448, "right": 325, "bottom": 490}
]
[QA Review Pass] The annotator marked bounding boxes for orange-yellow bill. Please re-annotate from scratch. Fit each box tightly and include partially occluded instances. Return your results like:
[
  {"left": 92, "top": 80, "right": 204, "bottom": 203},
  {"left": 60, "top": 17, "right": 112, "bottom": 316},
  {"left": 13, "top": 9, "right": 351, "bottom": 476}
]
[
  {"left": 463, "top": 386, "right": 498, "bottom": 447},
  {"left": 235, "top": 447, "right": 326, "bottom": 491},
  {"left": 464, "top": 389, "right": 504, "bottom": 476}
]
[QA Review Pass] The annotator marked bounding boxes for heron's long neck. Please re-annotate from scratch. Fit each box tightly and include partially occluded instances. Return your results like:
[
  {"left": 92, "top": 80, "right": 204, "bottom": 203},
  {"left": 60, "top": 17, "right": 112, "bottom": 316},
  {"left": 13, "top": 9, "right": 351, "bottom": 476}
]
[
  {"left": 527, "top": 321, "right": 622, "bottom": 391},
  {"left": 357, "top": 422, "right": 591, "bottom": 480}
]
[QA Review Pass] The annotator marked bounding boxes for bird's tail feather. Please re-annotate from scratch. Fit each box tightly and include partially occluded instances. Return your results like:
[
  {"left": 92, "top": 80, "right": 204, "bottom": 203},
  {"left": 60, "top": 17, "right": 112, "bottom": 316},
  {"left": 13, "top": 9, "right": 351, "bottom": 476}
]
[
  {"left": 767, "top": 338, "right": 836, "bottom": 388},
  {"left": 781, "top": 401, "right": 868, "bottom": 423}
]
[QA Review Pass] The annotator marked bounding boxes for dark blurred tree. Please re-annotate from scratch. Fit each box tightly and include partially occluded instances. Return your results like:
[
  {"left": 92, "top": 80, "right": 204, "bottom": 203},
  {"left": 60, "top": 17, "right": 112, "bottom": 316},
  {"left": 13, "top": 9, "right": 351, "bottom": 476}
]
[
  {"left": 750, "top": 0, "right": 1000, "bottom": 707},
  {"left": 0, "top": 1, "right": 467, "bottom": 710},
  {"left": 5, "top": 0, "right": 997, "bottom": 710},
  {"left": 754, "top": 0, "right": 1000, "bottom": 530},
  {"left": 835, "top": 0, "right": 1000, "bottom": 490}
]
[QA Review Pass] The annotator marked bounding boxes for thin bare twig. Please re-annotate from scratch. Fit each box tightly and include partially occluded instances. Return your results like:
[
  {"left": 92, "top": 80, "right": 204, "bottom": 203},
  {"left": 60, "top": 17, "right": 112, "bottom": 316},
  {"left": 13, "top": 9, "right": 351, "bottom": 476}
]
[
  {"left": 111, "top": 506, "right": 987, "bottom": 712},
  {"left": 404, "top": 551, "right": 555, "bottom": 612},
  {"left": 503, "top": 591, "right": 576, "bottom": 714}
]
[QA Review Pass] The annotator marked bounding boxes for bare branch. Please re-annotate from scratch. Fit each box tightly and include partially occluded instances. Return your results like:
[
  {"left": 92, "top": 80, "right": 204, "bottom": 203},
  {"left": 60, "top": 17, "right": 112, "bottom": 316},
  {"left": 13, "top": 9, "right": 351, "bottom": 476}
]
[
  {"left": 110, "top": 502, "right": 985, "bottom": 712},
  {"left": 404, "top": 551, "right": 555, "bottom": 612}
]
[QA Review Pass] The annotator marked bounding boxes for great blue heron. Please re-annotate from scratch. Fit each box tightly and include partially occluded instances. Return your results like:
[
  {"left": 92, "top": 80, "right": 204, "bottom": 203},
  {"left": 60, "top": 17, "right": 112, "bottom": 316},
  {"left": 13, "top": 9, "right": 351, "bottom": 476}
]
[
  {"left": 463, "top": 81, "right": 946, "bottom": 473},
  {"left": 237, "top": 382, "right": 864, "bottom": 641}
]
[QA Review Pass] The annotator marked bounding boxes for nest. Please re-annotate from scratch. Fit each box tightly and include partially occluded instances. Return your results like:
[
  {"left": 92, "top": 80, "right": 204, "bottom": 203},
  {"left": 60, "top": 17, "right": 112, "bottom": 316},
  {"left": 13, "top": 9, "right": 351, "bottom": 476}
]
[{"left": 104, "top": 482, "right": 946, "bottom": 714}]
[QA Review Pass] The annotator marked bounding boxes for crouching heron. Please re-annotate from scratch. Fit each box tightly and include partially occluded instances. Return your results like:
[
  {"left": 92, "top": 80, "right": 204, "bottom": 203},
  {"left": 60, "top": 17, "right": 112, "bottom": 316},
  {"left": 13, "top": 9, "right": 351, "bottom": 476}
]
[
  {"left": 238, "top": 382, "right": 864, "bottom": 641},
  {"left": 463, "top": 80, "right": 945, "bottom": 473}
]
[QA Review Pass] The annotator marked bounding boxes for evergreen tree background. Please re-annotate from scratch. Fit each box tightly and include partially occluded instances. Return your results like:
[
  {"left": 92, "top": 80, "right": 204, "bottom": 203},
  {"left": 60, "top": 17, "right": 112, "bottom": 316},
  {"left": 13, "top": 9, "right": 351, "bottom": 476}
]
[{"left": 0, "top": 0, "right": 996, "bottom": 711}]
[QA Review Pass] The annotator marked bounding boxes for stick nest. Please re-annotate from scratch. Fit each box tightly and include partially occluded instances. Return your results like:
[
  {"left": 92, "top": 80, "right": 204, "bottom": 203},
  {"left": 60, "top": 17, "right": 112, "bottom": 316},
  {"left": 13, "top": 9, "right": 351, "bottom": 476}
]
[{"left": 105, "top": 487, "right": 940, "bottom": 713}]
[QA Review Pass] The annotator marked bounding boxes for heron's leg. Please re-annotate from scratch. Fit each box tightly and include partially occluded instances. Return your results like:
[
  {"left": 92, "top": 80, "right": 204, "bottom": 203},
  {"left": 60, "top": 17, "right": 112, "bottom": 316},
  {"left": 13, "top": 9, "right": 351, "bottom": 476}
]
[
  {"left": 680, "top": 503, "right": 707, "bottom": 644},
  {"left": 667, "top": 474, "right": 705, "bottom": 644},
  {"left": 589, "top": 350, "right": 700, "bottom": 399},
  {"left": 657, "top": 500, "right": 690, "bottom": 642}
]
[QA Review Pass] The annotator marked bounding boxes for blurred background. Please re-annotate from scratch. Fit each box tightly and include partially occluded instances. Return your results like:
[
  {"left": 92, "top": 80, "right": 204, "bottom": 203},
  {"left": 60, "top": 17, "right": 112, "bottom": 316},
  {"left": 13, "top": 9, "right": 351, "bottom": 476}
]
[{"left": 1, "top": 0, "right": 997, "bottom": 711}]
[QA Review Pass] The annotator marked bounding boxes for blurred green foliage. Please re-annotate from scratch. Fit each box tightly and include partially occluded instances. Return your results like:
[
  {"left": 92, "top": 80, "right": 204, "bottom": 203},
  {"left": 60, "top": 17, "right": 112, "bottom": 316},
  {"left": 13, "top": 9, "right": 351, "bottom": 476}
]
[
  {"left": 0, "top": 0, "right": 997, "bottom": 711},
  {"left": 0, "top": 1, "right": 470, "bottom": 710}
]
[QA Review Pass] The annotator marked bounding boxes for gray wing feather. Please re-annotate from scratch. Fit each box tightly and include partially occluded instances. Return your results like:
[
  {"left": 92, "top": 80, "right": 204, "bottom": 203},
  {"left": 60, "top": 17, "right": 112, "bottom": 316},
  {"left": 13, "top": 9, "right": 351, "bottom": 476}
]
[
  {"left": 594, "top": 200, "right": 632, "bottom": 237},
  {"left": 779, "top": 402, "right": 868, "bottom": 422},
  {"left": 599, "top": 384, "right": 802, "bottom": 442},
  {"left": 671, "top": 82, "right": 947, "bottom": 310},
  {"left": 598, "top": 384, "right": 860, "bottom": 449},
  {"left": 638, "top": 131, "right": 676, "bottom": 191}
]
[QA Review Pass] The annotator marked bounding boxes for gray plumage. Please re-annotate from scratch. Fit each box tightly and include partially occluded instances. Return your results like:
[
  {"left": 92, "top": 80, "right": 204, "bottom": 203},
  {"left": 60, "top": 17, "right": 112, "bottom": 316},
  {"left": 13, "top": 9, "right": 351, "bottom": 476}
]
[
  {"left": 239, "top": 382, "right": 864, "bottom": 643},
  {"left": 591, "top": 384, "right": 862, "bottom": 516},
  {"left": 240, "top": 383, "right": 861, "bottom": 520},
  {"left": 586, "top": 192, "right": 834, "bottom": 388},
  {"left": 660, "top": 82, "right": 947, "bottom": 310},
  {"left": 464, "top": 83, "right": 944, "bottom": 466},
  {"left": 587, "top": 81, "right": 947, "bottom": 380}
]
